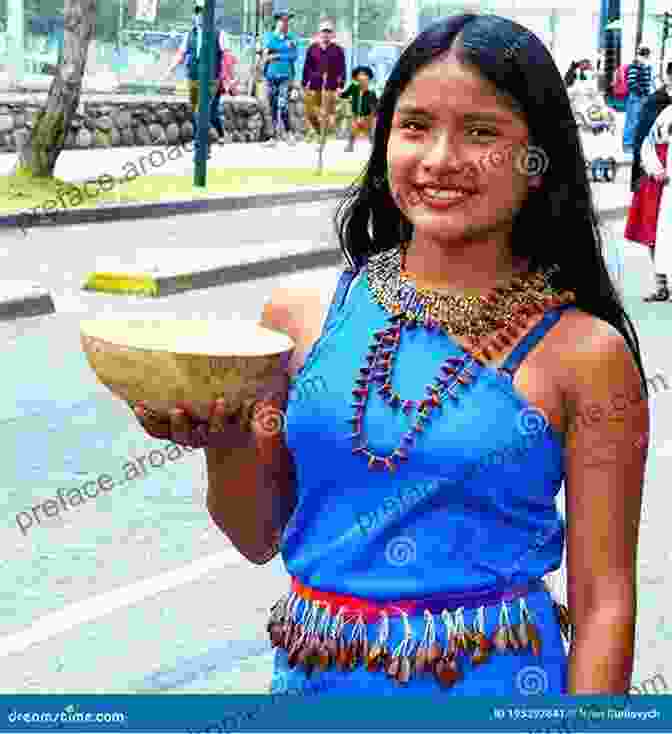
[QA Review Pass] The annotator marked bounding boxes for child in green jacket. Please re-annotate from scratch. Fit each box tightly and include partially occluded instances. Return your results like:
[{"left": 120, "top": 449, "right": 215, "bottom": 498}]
[{"left": 340, "top": 65, "right": 378, "bottom": 151}]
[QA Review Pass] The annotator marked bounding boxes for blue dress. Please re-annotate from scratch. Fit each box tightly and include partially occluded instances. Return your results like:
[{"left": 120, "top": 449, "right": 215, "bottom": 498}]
[{"left": 270, "top": 261, "right": 572, "bottom": 695}]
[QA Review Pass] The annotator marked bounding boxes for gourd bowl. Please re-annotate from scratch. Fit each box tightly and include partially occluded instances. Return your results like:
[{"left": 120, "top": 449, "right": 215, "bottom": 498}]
[{"left": 80, "top": 318, "right": 295, "bottom": 422}]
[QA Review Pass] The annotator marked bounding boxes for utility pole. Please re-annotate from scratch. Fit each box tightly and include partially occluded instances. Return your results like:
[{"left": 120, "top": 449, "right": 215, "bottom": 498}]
[
  {"left": 662, "top": 12, "right": 672, "bottom": 79},
  {"left": 194, "top": 0, "right": 216, "bottom": 187},
  {"left": 351, "top": 0, "right": 360, "bottom": 74},
  {"left": 602, "top": 0, "right": 622, "bottom": 104},
  {"left": 634, "top": 0, "right": 645, "bottom": 51}
]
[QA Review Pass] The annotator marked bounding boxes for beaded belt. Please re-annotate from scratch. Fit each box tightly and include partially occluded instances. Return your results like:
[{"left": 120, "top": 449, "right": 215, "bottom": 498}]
[{"left": 267, "top": 577, "right": 571, "bottom": 688}]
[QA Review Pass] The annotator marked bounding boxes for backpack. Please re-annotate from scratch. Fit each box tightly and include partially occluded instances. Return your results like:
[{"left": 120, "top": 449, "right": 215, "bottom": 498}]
[{"left": 612, "top": 64, "right": 629, "bottom": 98}]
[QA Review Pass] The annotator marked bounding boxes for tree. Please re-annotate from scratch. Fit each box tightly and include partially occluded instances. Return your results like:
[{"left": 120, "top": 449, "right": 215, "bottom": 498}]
[{"left": 16, "top": 0, "right": 96, "bottom": 178}]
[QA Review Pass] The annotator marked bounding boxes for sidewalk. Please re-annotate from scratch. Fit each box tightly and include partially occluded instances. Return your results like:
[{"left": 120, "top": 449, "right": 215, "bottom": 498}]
[
  {"left": 0, "top": 139, "right": 635, "bottom": 319},
  {"left": 0, "top": 133, "right": 633, "bottom": 180}
]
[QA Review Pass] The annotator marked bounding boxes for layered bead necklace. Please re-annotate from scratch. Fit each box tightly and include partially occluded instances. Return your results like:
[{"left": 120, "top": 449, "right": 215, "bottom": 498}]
[{"left": 348, "top": 245, "right": 576, "bottom": 472}]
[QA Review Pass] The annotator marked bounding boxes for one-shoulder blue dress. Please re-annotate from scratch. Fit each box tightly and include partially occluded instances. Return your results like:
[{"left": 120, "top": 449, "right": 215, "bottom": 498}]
[{"left": 269, "top": 262, "right": 572, "bottom": 695}]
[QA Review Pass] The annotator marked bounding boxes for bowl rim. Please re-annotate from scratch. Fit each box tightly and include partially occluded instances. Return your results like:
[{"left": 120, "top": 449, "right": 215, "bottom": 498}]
[{"left": 80, "top": 318, "right": 295, "bottom": 358}]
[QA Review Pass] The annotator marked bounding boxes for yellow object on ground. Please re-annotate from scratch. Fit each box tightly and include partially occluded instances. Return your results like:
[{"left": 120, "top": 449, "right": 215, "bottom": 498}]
[{"left": 82, "top": 273, "right": 159, "bottom": 297}]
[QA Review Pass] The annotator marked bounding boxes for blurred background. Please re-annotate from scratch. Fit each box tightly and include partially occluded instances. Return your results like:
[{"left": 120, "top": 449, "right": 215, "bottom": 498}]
[{"left": 0, "top": 0, "right": 669, "bottom": 98}]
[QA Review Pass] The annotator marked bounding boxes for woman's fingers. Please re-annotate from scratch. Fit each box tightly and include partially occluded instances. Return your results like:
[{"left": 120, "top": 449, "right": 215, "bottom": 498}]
[
  {"left": 133, "top": 403, "right": 172, "bottom": 440},
  {"left": 169, "top": 407, "right": 198, "bottom": 446}
]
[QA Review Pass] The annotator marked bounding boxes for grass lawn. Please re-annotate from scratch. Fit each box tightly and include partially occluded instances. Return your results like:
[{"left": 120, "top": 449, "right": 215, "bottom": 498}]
[
  {"left": 0, "top": 167, "right": 362, "bottom": 217},
  {"left": 113, "top": 168, "right": 361, "bottom": 202}
]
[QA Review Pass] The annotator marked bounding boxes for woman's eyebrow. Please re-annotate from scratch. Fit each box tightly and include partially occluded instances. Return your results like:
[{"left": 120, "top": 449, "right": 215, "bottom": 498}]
[
  {"left": 395, "top": 106, "right": 513, "bottom": 124},
  {"left": 395, "top": 105, "right": 435, "bottom": 117}
]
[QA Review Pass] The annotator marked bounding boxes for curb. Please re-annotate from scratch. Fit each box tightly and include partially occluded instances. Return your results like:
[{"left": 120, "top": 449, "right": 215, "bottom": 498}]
[
  {"left": 83, "top": 242, "right": 346, "bottom": 297},
  {"left": 0, "top": 284, "right": 55, "bottom": 321},
  {"left": 82, "top": 200, "right": 630, "bottom": 299},
  {"left": 4, "top": 186, "right": 350, "bottom": 234}
]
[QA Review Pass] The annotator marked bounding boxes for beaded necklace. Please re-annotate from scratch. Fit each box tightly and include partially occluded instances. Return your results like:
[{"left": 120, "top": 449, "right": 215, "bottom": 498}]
[{"left": 349, "top": 245, "right": 576, "bottom": 472}]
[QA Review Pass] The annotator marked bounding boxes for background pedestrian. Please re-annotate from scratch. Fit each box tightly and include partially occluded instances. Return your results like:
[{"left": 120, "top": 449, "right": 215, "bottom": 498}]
[
  {"left": 630, "top": 103, "right": 672, "bottom": 301},
  {"left": 339, "top": 65, "right": 378, "bottom": 152},
  {"left": 629, "top": 61, "right": 672, "bottom": 193},
  {"left": 166, "top": 0, "right": 225, "bottom": 158},
  {"left": 262, "top": 10, "right": 298, "bottom": 147},
  {"left": 623, "top": 46, "right": 654, "bottom": 154},
  {"left": 302, "top": 18, "right": 346, "bottom": 143},
  {"left": 218, "top": 36, "right": 240, "bottom": 97}
]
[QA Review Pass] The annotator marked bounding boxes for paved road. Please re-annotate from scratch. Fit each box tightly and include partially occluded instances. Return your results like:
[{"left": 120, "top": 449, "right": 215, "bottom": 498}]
[
  {"left": 0, "top": 261, "right": 343, "bottom": 695},
  {"left": 0, "top": 198, "right": 342, "bottom": 317},
  {"left": 1, "top": 215, "right": 670, "bottom": 696}
]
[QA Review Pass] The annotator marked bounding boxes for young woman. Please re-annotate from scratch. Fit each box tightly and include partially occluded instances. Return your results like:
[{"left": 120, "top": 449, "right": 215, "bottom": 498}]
[{"left": 134, "top": 14, "right": 648, "bottom": 695}]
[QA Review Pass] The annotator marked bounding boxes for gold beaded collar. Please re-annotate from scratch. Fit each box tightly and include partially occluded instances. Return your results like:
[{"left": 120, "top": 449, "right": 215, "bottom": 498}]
[{"left": 367, "top": 246, "right": 576, "bottom": 363}]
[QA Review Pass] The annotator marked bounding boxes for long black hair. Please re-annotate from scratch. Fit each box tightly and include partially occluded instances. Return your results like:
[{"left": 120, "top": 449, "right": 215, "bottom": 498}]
[{"left": 333, "top": 13, "right": 646, "bottom": 393}]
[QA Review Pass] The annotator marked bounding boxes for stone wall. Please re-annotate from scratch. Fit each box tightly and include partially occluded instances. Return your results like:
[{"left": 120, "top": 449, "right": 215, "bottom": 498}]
[{"left": 0, "top": 87, "right": 352, "bottom": 152}]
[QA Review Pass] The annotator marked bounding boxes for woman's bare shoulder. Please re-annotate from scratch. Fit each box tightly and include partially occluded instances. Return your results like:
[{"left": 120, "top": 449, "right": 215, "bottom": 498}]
[
  {"left": 550, "top": 308, "right": 642, "bottom": 402},
  {"left": 260, "top": 272, "right": 346, "bottom": 340}
]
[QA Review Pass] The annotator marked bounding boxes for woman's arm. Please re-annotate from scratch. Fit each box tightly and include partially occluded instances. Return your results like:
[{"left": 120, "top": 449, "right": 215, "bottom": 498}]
[
  {"left": 563, "top": 318, "right": 648, "bottom": 693},
  {"left": 204, "top": 293, "right": 298, "bottom": 565}
]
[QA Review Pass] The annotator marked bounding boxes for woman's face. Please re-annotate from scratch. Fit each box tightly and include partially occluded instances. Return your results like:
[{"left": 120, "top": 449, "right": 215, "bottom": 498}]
[{"left": 386, "top": 48, "right": 540, "bottom": 247}]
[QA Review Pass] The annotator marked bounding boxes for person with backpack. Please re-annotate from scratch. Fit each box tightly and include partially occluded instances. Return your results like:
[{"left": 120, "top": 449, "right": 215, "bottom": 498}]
[
  {"left": 622, "top": 47, "right": 654, "bottom": 153},
  {"left": 166, "top": 1, "right": 226, "bottom": 159}
]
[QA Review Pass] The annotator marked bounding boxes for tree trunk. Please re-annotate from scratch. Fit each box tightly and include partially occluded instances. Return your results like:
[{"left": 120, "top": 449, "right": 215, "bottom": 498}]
[{"left": 16, "top": 0, "right": 96, "bottom": 178}]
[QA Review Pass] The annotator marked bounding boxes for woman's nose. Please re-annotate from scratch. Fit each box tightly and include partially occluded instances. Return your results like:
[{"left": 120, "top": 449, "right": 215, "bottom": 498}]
[{"left": 420, "top": 132, "right": 464, "bottom": 172}]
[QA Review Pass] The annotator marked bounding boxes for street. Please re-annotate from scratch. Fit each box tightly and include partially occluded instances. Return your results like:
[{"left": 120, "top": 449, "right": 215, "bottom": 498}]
[{"left": 0, "top": 205, "right": 670, "bottom": 695}]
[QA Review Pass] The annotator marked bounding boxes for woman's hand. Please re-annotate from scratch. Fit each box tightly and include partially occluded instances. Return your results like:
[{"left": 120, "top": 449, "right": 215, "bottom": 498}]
[{"left": 132, "top": 397, "right": 278, "bottom": 451}]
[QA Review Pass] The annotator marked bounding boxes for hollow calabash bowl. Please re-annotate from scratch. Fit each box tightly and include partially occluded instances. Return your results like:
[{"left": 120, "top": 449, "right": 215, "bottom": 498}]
[{"left": 80, "top": 318, "right": 295, "bottom": 422}]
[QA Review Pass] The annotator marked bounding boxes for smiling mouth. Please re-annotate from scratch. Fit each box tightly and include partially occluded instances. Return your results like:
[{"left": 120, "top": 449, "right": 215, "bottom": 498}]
[{"left": 414, "top": 186, "right": 475, "bottom": 206}]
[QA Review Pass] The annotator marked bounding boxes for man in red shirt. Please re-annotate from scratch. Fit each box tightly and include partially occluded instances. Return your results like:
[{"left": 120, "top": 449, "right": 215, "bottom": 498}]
[{"left": 301, "top": 18, "right": 346, "bottom": 143}]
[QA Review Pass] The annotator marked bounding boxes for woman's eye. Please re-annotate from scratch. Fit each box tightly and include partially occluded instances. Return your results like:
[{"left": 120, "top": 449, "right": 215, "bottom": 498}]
[
  {"left": 467, "top": 127, "right": 498, "bottom": 139},
  {"left": 399, "top": 120, "right": 426, "bottom": 132}
]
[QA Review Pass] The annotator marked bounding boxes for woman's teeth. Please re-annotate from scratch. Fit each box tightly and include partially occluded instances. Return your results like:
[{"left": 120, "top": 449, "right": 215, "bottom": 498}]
[{"left": 422, "top": 188, "right": 470, "bottom": 199}]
